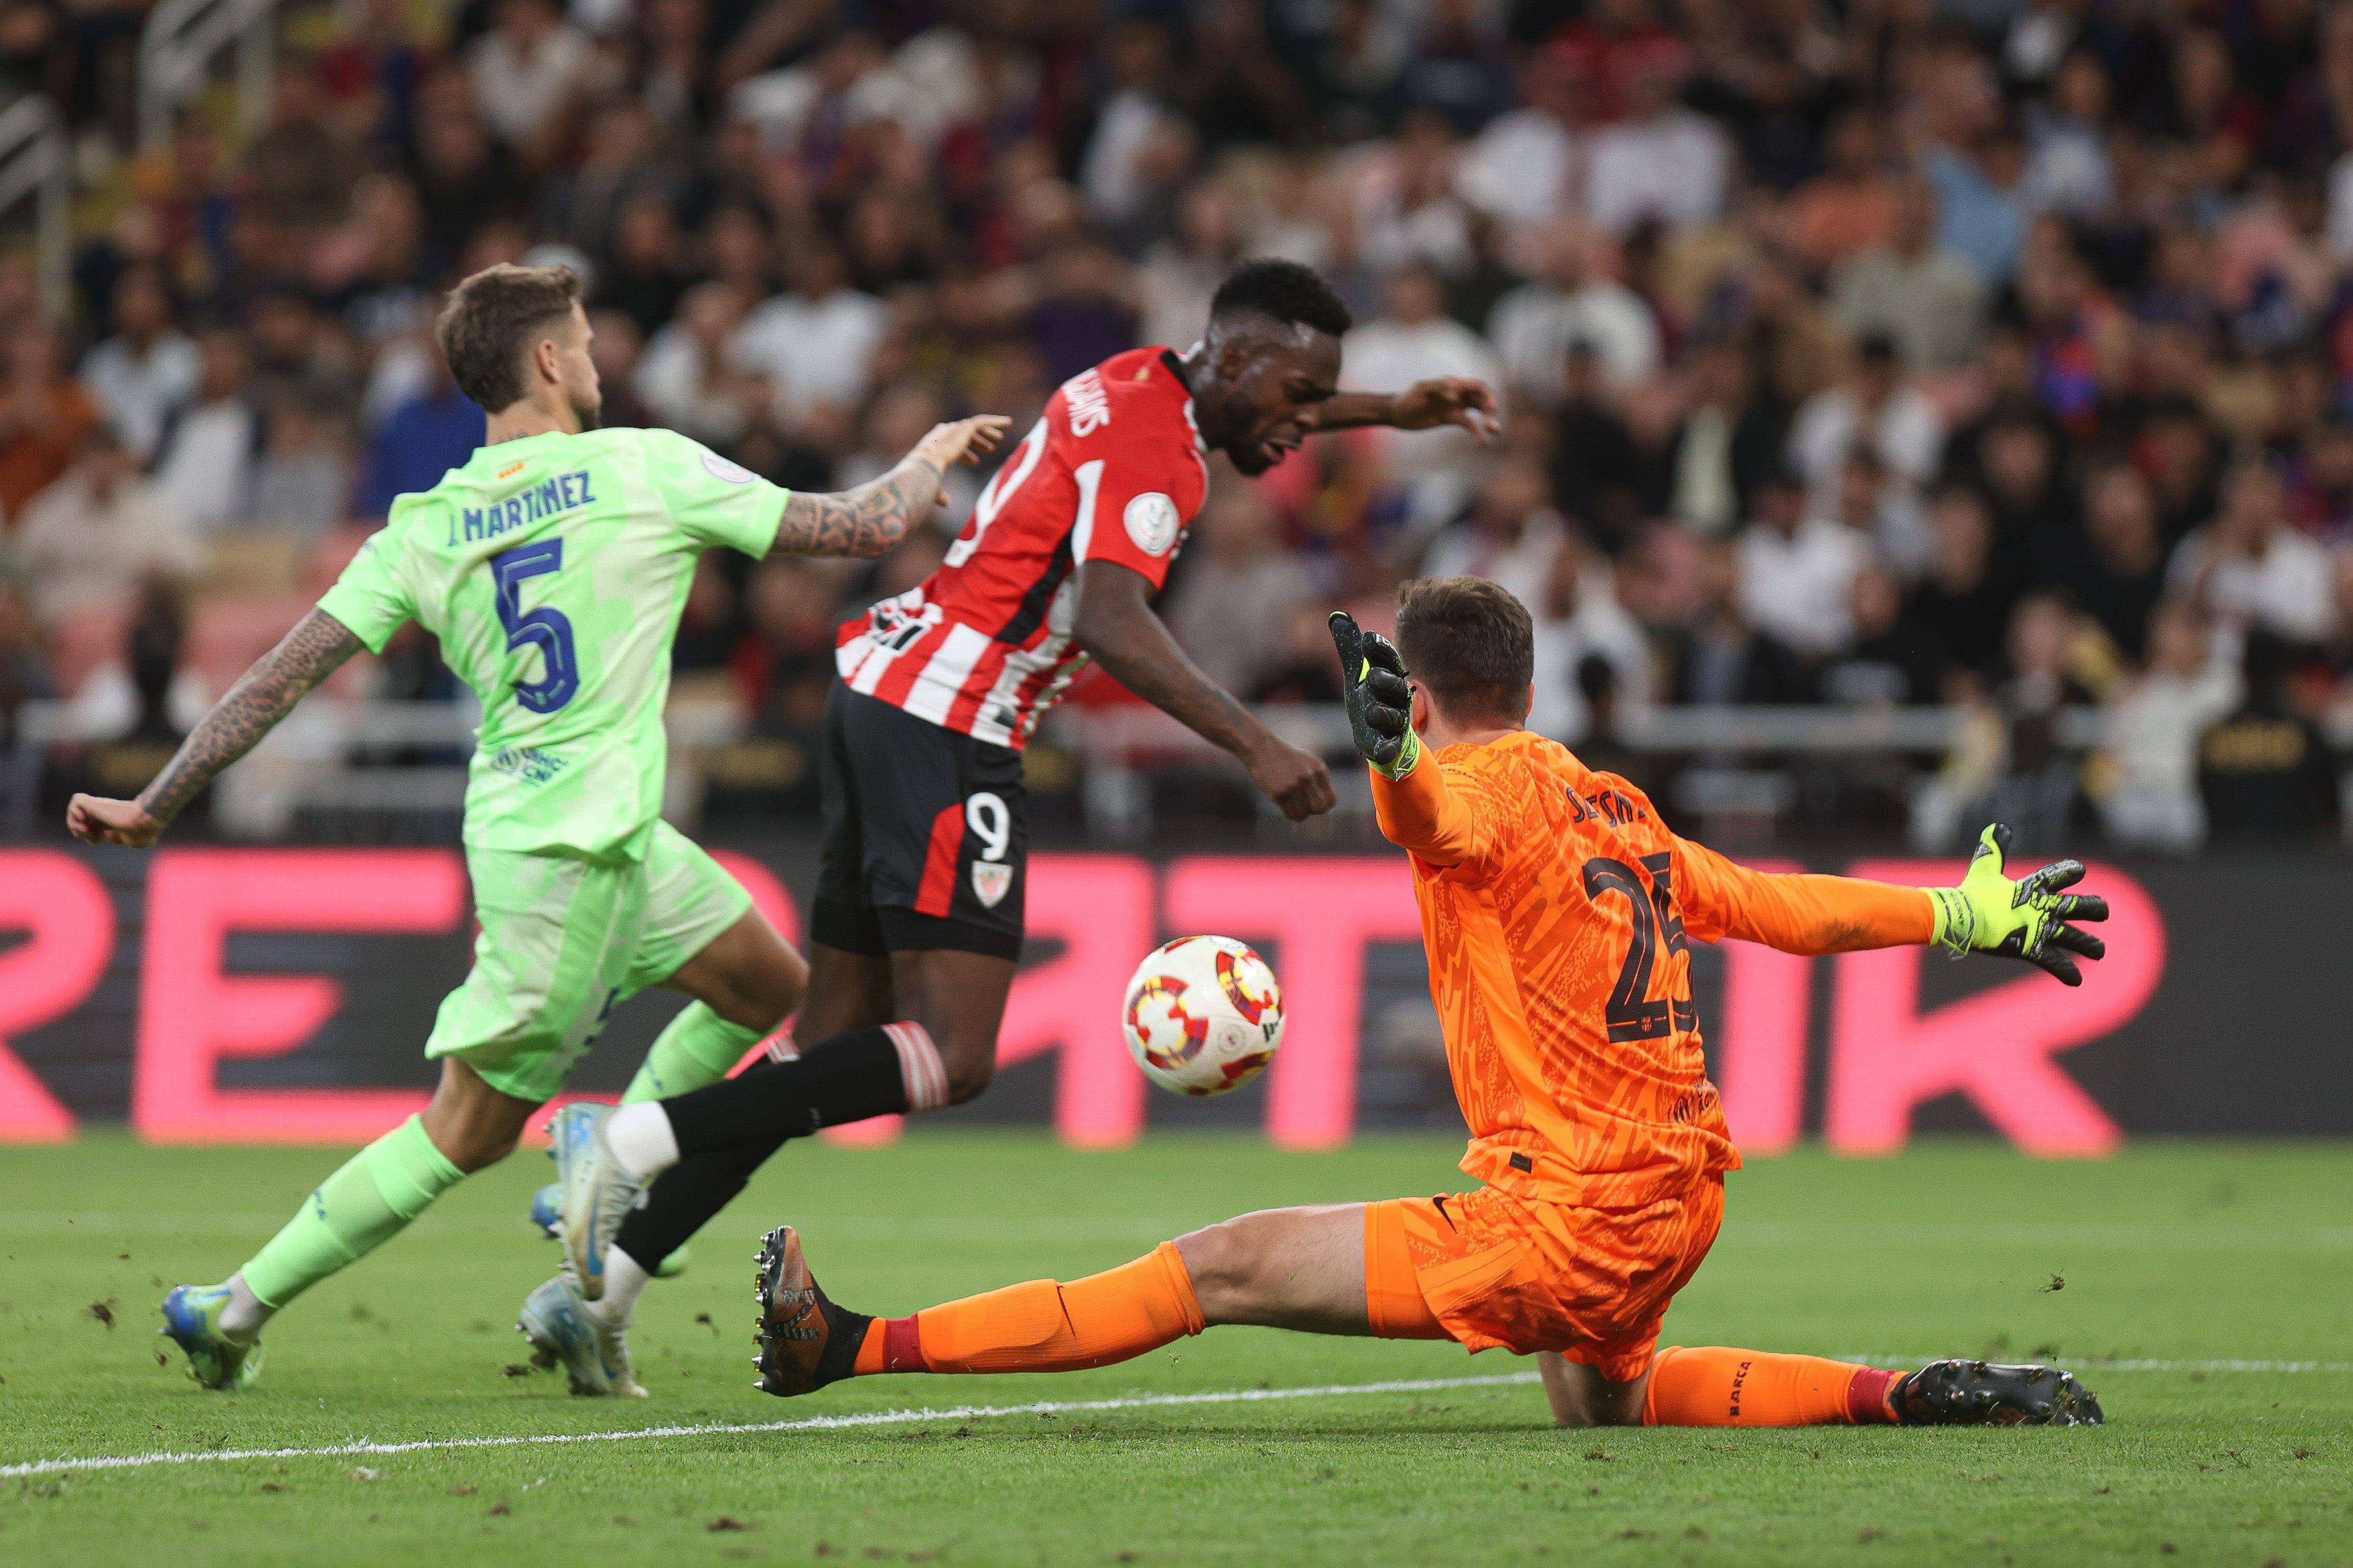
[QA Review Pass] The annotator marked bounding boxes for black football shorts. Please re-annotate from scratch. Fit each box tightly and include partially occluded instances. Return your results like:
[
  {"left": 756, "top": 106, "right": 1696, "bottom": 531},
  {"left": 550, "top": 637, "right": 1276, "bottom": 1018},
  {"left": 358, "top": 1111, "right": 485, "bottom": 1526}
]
[{"left": 810, "top": 681, "right": 1028, "bottom": 961}]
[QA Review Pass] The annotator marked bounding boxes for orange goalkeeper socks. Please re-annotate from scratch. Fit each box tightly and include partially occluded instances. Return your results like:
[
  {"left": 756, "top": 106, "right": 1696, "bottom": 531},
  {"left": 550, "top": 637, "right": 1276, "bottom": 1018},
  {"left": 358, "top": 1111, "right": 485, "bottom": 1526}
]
[
  {"left": 1642, "top": 1346, "right": 1902, "bottom": 1426},
  {"left": 854, "top": 1241, "right": 1207, "bottom": 1376}
]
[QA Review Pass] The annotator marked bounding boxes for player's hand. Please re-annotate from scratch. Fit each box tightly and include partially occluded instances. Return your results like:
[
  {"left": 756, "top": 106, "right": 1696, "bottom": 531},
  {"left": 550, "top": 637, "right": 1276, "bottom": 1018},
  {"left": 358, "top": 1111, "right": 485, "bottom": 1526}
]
[
  {"left": 1927, "top": 823, "right": 2108, "bottom": 985},
  {"left": 1329, "top": 611, "right": 1420, "bottom": 779},
  {"left": 910, "top": 415, "right": 1012, "bottom": 505},
  {"left": 67, "top": 794, "right": 165, "bottom": 849},
  {"left": 1244, "top": 737, "right": 1336, "bottom": 822},
  {"left": 1388, "top": 379, "right": 1500, "bottom": 442}
]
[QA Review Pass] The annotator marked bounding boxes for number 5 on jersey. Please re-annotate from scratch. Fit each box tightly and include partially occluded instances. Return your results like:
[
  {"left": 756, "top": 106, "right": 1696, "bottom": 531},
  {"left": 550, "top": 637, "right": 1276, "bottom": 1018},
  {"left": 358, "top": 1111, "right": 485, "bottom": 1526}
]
[{"left": 491, "top": 540, "right": 580, "bottom": 713}]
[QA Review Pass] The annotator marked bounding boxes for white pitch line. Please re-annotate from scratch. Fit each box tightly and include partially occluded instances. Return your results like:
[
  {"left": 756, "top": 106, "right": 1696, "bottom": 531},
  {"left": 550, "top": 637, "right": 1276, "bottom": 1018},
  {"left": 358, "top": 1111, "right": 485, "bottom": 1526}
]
[
  {"left": 0, "top": 1372, "right": 1542, "bottom": 1481},
  {"left": 7, "top": 1355, "right": 2347, "bottom": 1482}
]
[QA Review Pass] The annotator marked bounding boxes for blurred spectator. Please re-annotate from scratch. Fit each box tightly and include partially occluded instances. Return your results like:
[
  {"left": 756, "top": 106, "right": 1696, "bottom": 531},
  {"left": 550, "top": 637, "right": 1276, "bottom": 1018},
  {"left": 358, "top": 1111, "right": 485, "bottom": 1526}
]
[
  {"left": 1828, "top": 178, "right": 1985, "bottom": 375},
  {"left": 1660, "top": 540, "right": 1814, "bottom": 705},
  {"left": 1947, "top": 592, "right": 2099, "bottom": 849},
  {"left": 1786, "top": 110, "right": 1901, "bottom": 272},
  {"left": 1821, "top": 565, "right": 1946, "bottom": 708},
  {"left": 152, "top": 327, "right": 262, "bottom": 536},
  {"left": 1454, "top": 45, "right": 1580, "bottom": 233},
  {"left": 1487, "top": 224, "right": 1659, "bottom": 402},
  {"left": 1545, "top": 343, "right": 1643, "bottom": 547},
  {"left": 734, "top": 242, "right": 886, "bottom": 427},
  {"left": 2198, "top": 630, "right": 2342, "bottom": 843},
  {"left": 1139, "top": 182, "right": 1245, "bottom": 353},
  {"left": 2169, "top": 460, "right": 2340, "bottom": 647},
  {"left": 469, "top": 0, "right": 595, "bottom": 164},
  {"left": 1584, "top": 48, "right": 1730, "bottom": 238},
  {"left": 355, "top": 355, "right": 486, "bottom": 520},
  {"left": 1972, "top": 406, "right": 2075, "bottom": 585},
  {"left": 1904, "top": 484, "right": 2016, "bottom": 686},
  {"left": 2061, "top": 464, "right": 2170, "bottom": 663},
  {"left": 637, "top": 280, "right": 759, "bottom": 447},
  {"left": 11, "top": 426, "right": 199, "bottom": 626},
  {"left": 1022, "top": 239, "right": 1141, "bottom": 385},
  {"left": 1080, "top": 22, "right": 1189, "bottom": 232},
  {"left": 251, "top": 396, "right": 353, "bottom": 542},
  {"left": 1420, "top": 458, "right": 1565, "bottom": 610},
  {"left": 1247, "top": 604, "right": 1349, "bottom": 706},
  {"left": 1733, "top": 468, "right": 1867, "bottom": 660},
  {"left": 1926, "top": 122, "right": 2031, "bottom": 285},
  {"left": 1170, "top": 485, "right": 1318, "bottom": 698},
  {"left": 2101, "top": 601, "right": 2239, "bottom": 851},
  {"left": 1345, "top": 261, "right": 1502, "bottom": 496},
  {"left": 1787, "top": 332, "right": 1944, "bottom": 516},
  {"left": 1528, "top": 534, "right": 1650, "bottom": 741},
  {"left": 0, "top": 326, "right": 98, "bottom": 521},
  {"left": 1650, "top": 340, "right": 1779, "bottom": 537},
  {"left": 79, "top": 270, "right": 199, "bottom": 464}
]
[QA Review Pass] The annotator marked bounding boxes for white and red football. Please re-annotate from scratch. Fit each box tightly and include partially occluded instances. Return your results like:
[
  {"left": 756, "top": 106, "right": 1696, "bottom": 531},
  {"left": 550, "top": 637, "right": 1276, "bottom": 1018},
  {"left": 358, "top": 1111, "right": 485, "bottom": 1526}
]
[{"left": 1120, "top": 935, "right": 1285, "bottom": 1098}]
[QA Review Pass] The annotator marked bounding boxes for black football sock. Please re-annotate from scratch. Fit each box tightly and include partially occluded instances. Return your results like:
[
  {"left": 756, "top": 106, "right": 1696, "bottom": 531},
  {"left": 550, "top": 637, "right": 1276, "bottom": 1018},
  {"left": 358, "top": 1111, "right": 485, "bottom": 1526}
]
[
  {"left": 615, "top": 1131, "right": 780, "bottom": 1278},
  {"left": 657, "top": 1022, "right": 945, "bottom": 1157}
]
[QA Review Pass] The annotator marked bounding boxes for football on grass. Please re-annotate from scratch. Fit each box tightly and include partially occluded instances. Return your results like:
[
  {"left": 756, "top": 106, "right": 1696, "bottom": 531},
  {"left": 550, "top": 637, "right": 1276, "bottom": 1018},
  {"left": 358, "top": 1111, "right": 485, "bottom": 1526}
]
[{"left": 1121, "top": 936, "right": 1285, "bottom": 1098}]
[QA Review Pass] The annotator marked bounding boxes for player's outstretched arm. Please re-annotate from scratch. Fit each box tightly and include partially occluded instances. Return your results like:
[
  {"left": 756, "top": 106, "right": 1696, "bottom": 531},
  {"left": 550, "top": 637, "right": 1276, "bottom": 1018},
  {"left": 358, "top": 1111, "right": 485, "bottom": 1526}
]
[
  {"left": 1071, "top": 560, "right": 1335, "bottom": 822},
  {"left": 1330, "top": 611, "right": 1484, "bottom": 865},
  {"left": 66, "top": 607, "right": 364, "bottom": 849},
  {"left": 1672, "top": 822, "right": 2107, "bottom": 984},
  {"left": 1309, "top": 379, "right": 1501, "bottom": 441},
  {"left": 770, "top": 415, "right": 1009, "bottom": 559}
]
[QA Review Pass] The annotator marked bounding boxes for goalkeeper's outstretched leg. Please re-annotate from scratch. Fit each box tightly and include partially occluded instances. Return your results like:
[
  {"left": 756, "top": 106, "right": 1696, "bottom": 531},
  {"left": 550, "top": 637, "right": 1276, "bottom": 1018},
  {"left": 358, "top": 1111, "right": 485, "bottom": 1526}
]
[{"left": 748, "top": 1206, "right": 2101, "bottom": 1428}]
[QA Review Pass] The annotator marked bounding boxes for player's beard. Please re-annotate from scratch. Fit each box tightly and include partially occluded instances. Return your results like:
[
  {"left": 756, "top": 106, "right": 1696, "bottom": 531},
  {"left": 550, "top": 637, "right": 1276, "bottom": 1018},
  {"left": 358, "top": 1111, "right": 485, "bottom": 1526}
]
[{"left": 569, "top": 389, "right": 603, "bottom": 431}]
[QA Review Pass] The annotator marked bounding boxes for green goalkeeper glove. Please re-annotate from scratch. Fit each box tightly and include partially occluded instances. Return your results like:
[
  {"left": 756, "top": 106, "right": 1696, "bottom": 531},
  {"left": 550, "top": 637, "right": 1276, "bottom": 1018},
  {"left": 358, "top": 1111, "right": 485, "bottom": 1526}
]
[
  {"left": 1329, "top": 610, "right": 1420, "bottom": 779},
  {"left": 1926, "top": 823, "right": 2109, "bottom": 986}
]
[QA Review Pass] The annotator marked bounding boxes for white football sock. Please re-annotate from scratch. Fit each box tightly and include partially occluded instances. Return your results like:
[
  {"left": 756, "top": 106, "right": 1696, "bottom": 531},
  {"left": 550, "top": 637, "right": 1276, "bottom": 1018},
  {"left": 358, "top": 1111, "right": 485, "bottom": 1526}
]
[
  {"left": 585, "top": 1246, "right": 652, "bottom": 1326},
  {"left": 600, "top": 1103, "right": 678, "bottom": 1179},
  {"left": 218, "top": 1272, "right": 272, "bottom": 1340}
]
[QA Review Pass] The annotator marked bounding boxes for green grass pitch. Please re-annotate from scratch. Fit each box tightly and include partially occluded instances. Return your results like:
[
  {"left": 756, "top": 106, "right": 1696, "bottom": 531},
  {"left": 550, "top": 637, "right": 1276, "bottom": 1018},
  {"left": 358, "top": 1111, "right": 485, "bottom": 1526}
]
[{"left": 1, "top": 1133, "right": 2347, "bottom": 1567}]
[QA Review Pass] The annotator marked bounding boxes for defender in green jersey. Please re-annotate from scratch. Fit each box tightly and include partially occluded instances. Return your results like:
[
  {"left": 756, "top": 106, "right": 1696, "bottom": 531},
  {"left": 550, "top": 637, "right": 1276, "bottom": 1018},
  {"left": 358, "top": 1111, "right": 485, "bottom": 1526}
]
[{"left": 68, "top": 264, "right": 1005, "bottom": 1391}]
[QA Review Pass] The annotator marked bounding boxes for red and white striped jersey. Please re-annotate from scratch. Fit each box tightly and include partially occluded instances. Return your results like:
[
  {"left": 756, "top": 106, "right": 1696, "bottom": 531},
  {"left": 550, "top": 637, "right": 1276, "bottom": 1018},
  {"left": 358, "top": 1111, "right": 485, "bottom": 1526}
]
[{"left": 835, "top": 347, "right": 1210, "bottom": 748}]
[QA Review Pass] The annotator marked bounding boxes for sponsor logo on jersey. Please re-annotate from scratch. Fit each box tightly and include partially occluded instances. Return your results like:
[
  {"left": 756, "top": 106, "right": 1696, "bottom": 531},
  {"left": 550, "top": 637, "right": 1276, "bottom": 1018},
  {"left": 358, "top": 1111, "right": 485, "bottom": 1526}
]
[
  {"left": 1124, "top": 491, "right": 1180, "bottom": 556},
  {"left": 971, "top": 860, "right": 1014, "bottom": 908},
  {"left": 701, "top": 450, "right": 756, "bottom": 484}
]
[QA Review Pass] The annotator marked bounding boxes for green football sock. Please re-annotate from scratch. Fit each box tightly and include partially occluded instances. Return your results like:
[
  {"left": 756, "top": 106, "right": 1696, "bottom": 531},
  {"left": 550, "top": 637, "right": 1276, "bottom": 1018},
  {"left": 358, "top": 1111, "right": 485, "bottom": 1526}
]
[
  {"left": 239, "top": 1115, "right": 466, "bottom": 1310},
  {"left": 623, "top": 1004, "right": 764, "bottom": 1104}
]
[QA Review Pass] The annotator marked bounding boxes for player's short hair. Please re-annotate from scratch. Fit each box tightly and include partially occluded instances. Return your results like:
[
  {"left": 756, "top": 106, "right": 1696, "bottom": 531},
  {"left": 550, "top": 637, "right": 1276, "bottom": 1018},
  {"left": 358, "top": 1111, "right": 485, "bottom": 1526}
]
[
  {"left": 1208, "top": 259, "right": 1353, "bottom": 340},
  {"left": 1394, "top": 576, "right": 1535, "bottom": 726},
  {"left": 436, "top": 263, "right": 583, "bottom": 413}
]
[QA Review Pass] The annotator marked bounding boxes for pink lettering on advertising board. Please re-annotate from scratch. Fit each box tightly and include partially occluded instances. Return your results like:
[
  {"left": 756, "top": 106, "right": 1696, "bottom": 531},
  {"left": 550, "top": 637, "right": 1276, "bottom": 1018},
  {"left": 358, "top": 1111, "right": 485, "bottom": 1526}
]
[
  {"left": 0, "top": 850, "right": 114, "bottom": 1142},
  {"left": 1824, "top": 859, "right": 2166, "bottom": 1155},
  {"left": 1163, "top": 855, "right": 1423, "bottom": 1149},
  {"left": 132, "top": 849, "right": 466, "bottom": 1143}
]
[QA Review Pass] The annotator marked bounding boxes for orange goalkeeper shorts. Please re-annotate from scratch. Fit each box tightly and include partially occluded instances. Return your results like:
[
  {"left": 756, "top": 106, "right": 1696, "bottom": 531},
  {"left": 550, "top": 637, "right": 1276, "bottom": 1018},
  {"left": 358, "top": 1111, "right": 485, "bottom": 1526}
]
[{"left": 1365, "top": 1174, "right": 1725, "bottom": 1383}]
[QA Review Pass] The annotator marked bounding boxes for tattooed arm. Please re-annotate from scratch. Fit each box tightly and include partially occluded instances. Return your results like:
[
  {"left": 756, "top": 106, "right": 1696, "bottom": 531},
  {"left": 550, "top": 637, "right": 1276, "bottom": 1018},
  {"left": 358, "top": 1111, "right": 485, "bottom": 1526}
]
[
  {"left": 66, "top": 608, "right": 365, "bottom": 848},
  {"left": 770, "top": 414, "right": 1009, "bottom": 559}
]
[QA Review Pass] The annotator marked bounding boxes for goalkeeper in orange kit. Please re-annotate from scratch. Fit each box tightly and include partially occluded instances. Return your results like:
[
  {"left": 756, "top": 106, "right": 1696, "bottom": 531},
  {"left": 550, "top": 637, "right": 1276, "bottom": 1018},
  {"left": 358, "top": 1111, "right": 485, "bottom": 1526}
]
[{"left": 748, "top": 576, "right": 2107, "bottom": 1429}]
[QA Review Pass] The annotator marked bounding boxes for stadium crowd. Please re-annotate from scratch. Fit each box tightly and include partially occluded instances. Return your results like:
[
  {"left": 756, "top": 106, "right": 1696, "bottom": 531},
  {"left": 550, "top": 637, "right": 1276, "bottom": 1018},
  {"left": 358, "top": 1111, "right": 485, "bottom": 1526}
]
[{"left": 0, "top": 0, "right": 2348, "bottom": 847}]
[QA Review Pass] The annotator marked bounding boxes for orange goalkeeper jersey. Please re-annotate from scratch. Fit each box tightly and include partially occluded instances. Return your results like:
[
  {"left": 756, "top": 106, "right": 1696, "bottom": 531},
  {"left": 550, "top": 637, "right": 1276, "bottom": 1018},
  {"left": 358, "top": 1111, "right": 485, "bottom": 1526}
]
[{"left": 1372, "top": 730, "right": 1933, "bottom": 1209}]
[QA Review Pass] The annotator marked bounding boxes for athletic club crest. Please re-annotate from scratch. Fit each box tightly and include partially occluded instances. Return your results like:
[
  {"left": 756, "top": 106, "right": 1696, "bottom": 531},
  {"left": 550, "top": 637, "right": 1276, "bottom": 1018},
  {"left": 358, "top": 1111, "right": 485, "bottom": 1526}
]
[{"left": 971, "top": 860, "right": 1014, "bottom": 908}]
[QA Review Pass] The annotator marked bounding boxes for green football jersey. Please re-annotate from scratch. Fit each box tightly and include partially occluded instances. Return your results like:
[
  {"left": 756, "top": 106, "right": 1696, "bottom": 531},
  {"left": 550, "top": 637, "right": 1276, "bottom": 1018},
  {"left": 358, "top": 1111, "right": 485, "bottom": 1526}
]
[{"left": 317, "top": 427, "right": 789, "bottom": 857}]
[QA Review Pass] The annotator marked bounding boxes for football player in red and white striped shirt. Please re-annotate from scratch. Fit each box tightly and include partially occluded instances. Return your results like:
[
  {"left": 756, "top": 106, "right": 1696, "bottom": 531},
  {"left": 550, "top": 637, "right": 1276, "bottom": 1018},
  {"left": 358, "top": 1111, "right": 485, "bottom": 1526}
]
[{"left": 553, "top": 262, "right": 1498, "bottom": 1357}]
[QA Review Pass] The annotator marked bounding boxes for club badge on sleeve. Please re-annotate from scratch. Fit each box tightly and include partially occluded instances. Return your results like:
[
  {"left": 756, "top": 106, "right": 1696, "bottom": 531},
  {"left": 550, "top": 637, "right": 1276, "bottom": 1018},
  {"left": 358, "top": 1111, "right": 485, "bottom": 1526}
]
[{"left": 972, "top": 861, "right": 1015, "bottom": 908}]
